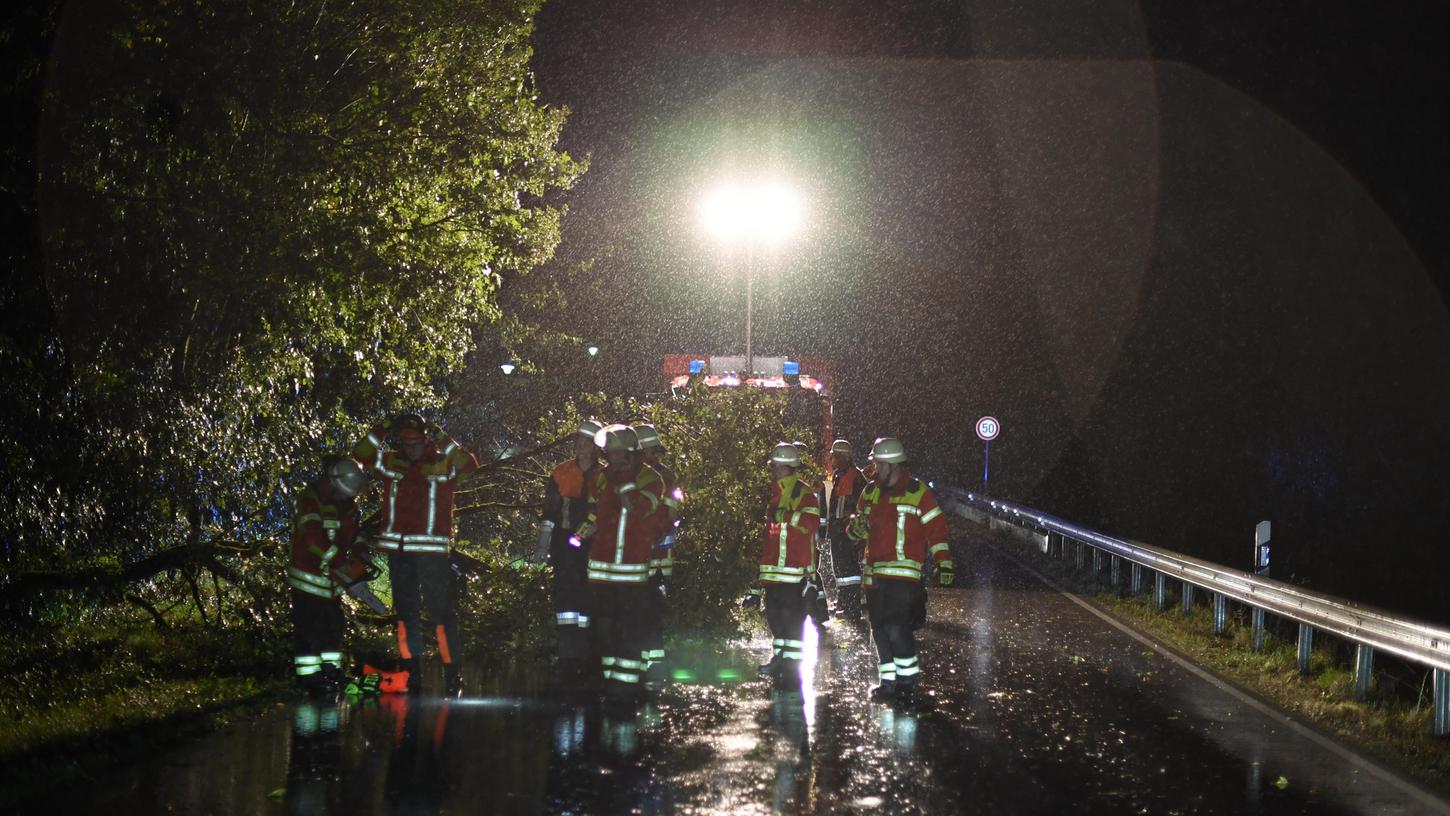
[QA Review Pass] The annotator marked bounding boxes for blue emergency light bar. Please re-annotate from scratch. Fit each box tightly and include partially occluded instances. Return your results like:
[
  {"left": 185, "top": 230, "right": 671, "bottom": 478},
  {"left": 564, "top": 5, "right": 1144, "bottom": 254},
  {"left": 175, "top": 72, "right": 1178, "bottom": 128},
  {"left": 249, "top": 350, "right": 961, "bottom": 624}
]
[
  {"left": 689, "top": 359, "right": 705, "bottom": 374},
  {"left": 782, "top": 360, "right": 800, "bottom": 376}
]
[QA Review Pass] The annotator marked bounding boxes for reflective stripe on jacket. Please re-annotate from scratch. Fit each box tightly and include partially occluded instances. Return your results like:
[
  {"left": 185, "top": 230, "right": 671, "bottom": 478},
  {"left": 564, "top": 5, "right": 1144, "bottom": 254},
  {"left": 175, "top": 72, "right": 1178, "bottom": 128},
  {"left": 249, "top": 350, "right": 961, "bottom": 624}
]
[
  {"left": 288, "top": 484, "right": 363, "bottom": 599},
  {"left": 850, "top": 473, "right": 950, "bottom": 583},
  {"left": 758, "top": 474, "right": 821, "bottom": 584},
  {"left": 586, "top": 464, "right": 671, "bottom": 585},
  {"left": 351, "top": 426, "right": 479, "bottom": 555}
]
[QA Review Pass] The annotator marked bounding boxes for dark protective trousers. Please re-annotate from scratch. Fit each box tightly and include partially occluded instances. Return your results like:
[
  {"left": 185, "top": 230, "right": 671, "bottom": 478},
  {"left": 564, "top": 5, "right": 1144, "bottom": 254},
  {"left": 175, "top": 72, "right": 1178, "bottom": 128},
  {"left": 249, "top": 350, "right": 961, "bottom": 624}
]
[
  {"left": 389, "top": 552, "right": 461, "bottom": 666},
  {"left": 765, "top": 582, "right": 808, "bottom": 669},
  {"left": 291, "top": 590, "right": 345, "bottom": 676},
  {"left": 550, "top": 532, "right": 593, "bottom": 661},
  {"left": 869, "top": 578, "right": 926, "bottom": 688},
  {"left": 590, "top": 583, "right": 652, "bottom": 691},
  {"left": 829, "top": 524, "right": 863, "bottom": 615}
]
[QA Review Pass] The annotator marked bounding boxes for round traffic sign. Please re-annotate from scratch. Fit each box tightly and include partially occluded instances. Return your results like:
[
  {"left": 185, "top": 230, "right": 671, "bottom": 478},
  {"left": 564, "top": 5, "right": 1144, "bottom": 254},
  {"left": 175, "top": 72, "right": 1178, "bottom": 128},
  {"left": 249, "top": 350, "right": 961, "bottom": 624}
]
[{"left": 975, "top": 416, "right": 1000, "bottom": 441}]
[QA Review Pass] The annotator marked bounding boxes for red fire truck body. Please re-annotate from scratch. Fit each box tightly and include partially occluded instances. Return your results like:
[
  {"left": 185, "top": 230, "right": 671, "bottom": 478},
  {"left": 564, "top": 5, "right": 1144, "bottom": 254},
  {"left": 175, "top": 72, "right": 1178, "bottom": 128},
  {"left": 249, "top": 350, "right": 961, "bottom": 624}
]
[{"left": 663, "top": 354, "right": 835, "bottom": 458}]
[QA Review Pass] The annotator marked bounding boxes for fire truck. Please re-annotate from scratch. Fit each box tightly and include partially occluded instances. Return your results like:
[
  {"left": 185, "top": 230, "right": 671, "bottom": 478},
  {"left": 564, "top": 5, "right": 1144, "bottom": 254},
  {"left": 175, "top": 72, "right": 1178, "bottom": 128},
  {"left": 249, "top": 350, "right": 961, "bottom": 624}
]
[{"left": 663, "top": 354, "right": 835, "bottom": 460}]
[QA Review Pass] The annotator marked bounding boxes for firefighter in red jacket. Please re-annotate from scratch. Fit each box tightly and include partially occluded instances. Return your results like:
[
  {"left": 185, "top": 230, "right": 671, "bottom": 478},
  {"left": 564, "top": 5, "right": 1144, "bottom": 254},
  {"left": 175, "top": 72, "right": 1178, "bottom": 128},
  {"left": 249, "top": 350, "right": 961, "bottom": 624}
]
[
  {"left": 540, "top": 419, "right": 603, "bottom": 676},
  {"left": 824, "top": 439, "right": 868, "bottom": 619},
  {"left": 572, "top": 424, "right": 671, "bottom": 700},
  {"left": 748, "top": 443, "right": 822, "bottom": 685},
  {"left": 636, "top": 423, "right": 682, "bottom": 686},
  {"left": 288, "top": 456, "right": 369, "bottom": 693},
  {"left": 848, "top": 437, "right": 952, "bottom": 703},
  {"left": 792, "top": 440, "right": 832, "bottom": 632},
  {"left": 352, "top": 413, "right": 480, "bottom": 695}
]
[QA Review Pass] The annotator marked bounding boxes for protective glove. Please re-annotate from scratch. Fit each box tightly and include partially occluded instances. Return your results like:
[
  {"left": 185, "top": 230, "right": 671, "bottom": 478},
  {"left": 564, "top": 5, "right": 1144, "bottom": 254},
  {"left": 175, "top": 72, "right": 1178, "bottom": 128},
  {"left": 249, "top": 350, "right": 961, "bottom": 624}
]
[
  {"left": 937, "top": 565, "right": 955, "bottom": 587},
  {"left": 740, "top": 589, "right": 762, "bottom": 610},
  {"left": 426, "top": 422, "right": 449, "bottom": 443}
]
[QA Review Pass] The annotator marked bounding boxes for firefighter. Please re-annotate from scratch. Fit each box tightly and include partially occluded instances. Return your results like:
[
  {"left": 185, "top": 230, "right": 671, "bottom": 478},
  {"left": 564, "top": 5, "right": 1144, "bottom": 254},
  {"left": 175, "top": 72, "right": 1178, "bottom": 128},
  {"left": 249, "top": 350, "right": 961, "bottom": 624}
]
[
  {"left": 541, "top": 419, "right": 604, "bottom": 677},
  {"left": 288, "top": 456, "right": 370, "bottom": 694},
  {"left": 791, "top": 440, "right": 832, "bottom": 631},
  {"left": 573, "top": 424, "right": 672, "bottom": 701},
  {"left": 352, "top": 413, "right": 480, "bottom": 696},
  {"left": 635, "top": 423, "right": 682, "bottom": 686},
  {"left": 848, "top": 437, "right": 952, "bottom": 704},
  {"left": 824, "top": 439, "right": 867, "bottom": 619},
  {"left": 748, "top": 443, "right": 822, "bottom": 686}
]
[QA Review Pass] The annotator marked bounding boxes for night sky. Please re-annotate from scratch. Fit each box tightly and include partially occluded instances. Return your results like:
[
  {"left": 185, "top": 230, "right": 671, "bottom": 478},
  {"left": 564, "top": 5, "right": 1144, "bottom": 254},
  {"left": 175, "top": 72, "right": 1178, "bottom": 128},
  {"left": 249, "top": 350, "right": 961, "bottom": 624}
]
[{"left": 527, "top": 1, "right": 1450, "bottom": 620}]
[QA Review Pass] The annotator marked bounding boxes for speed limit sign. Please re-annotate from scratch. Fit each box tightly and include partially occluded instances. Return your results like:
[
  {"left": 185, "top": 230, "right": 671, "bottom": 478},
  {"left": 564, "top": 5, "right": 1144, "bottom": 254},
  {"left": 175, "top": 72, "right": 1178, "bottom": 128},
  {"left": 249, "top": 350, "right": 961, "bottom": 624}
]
[{"left": 976, "top": 416, "right": 1000, "bottom": 441}]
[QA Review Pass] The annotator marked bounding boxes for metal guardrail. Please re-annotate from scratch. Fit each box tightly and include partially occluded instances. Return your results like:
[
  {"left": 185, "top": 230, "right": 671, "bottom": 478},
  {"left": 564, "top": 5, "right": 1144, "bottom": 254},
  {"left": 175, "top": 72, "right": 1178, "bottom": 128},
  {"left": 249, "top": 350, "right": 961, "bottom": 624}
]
[{"left": 935, "top": 484, "right": 1450, "bottom": 737}]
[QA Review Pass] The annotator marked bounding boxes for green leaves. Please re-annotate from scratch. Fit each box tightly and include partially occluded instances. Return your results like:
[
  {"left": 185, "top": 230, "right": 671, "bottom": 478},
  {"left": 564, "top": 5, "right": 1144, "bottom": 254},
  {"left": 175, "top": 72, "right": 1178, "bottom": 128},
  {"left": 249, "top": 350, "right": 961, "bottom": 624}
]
[{"left": 7, "top": 0, "right": 581, "bottom": 632}]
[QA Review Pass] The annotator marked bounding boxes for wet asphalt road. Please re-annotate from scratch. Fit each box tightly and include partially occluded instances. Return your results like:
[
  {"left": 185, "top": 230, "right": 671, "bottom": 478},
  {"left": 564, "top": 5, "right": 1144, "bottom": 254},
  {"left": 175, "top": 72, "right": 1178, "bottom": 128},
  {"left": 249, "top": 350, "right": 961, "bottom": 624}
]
[{"left": 31, "top": 523, "right": 1449, "bottom": 815}]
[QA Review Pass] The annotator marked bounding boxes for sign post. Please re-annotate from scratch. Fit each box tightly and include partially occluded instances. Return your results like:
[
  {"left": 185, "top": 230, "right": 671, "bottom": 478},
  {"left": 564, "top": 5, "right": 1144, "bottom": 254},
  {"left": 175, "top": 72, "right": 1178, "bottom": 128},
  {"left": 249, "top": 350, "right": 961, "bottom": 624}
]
[{"left": 975, "top": 416, "right": 1000, "bottom": 494}]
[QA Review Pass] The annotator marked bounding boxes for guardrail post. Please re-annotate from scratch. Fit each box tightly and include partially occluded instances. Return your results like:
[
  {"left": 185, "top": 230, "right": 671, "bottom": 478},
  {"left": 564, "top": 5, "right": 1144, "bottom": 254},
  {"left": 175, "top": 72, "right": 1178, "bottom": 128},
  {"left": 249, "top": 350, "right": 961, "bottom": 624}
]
[
  {"left": 1130, "top": 563, "right": 1143, "bottom": 594},
  {"left": 1181, "top": 582, "right": 1194, "bottom": 616},
  {"left": 1353, "top": 644, "right": 1374, "bottom": 700},
  {"left": 1075, "top": 541, "right": 1086, "bottom": 570},
  {"left": 1297, "top": 624, "right": 1314, "bottom": 675},
  {"left": 1110, "top": 555, "right": 1121, "bottom": 589},
  {"left": 1154, "top": 572, "right": 1167, "bottom": 611},
  {"left": 1436, "top": 670, "right": 1450, "bottom": 737},
  {"left": 1213, "top": 593, "right": 1227, "bottom": 635},
  {"left": 1091, "top": 548, "right": 1103, "bottom": 578},
  {"left": 1251, "top": 607, "right": 1266, "bottom": 651}
]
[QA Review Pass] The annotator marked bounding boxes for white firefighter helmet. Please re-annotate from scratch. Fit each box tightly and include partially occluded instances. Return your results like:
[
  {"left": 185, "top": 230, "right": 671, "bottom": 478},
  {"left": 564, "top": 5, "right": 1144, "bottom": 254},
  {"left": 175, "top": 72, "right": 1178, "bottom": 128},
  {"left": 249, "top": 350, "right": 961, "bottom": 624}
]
[
  {"left": 869, "top": 437, "right": 908, "bottom": 464},
  {"left": 577, "top": 418, "right": 604, "bottom": 439},
  {"left": 327, "top": 456, "right": 367, "bottom": 499},
  {"left": 830, "top": 439, "right": 852, "bottom": 455},
  {"left": 635, "top": 423, "right": 664, "bottom": 450},
  {"left": 595, "top": 423, "right": 640, "bottom": 452},
  {"left": 770, "top": 442, "right": 801, "bottom": 468}
]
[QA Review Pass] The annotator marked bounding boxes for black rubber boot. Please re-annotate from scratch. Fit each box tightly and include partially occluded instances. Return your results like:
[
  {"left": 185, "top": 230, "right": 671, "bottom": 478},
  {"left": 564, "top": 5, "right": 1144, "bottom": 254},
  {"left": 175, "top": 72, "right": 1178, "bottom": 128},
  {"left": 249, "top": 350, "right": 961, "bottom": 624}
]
[
  {"left": 757, "top": 654, "right": 783, "bottom": 679},
  {"left": 869, "top": 680, "right": 897, "bottom": 703},
  {"left": 399, "top": 658, "right": 421, "bottom": 694},
  {"left": 443, "top": 664, "right": 464, "bottom": 697}
]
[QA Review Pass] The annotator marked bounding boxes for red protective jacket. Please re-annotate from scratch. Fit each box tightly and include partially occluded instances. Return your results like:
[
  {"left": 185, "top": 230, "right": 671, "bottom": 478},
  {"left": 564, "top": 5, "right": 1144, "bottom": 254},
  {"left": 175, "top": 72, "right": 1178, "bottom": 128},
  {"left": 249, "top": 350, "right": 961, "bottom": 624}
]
[
  {"left": 825, "top": 464, "right": 866, "bottom": 524},
  {"left": 351, "top": 425, "right": 480, "bottom": 555},
  {"left": 758, "top": 474, "right": 821, "bottom": 584},
  {"left": 583, "top": 463, "right": 671, "bottom": 585},
  {"left": 288, "top": 483, "right": 366, "bottom": 599},
  {"left": 543, "top": 458, "right": 598, "bottom": 533},
  {"left": 851, "top": 471, "right": 951, "bottom": 583}
]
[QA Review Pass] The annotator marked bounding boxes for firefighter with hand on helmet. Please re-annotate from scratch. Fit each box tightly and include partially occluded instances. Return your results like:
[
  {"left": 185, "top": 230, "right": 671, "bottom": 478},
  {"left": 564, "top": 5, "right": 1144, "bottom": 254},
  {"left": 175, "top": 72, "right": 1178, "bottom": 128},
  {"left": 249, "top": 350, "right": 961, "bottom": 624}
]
[
  {"left": 848, "top": 437, "right": 952, "bottom": 704},
  {"left": 572, "top": 424, "right": 672, "bottom": 701},
  {"left": 748, "top": 442, "right": 822, "bottom": 686},
  {"left": 352, "top": 412, "right": 480, "bottom": 696},
  {"left": 540, "top": 419, "right": 604, "bottom": 679},
  {"left": 287, "top": 455, "right": 371, "bottom": 694}
]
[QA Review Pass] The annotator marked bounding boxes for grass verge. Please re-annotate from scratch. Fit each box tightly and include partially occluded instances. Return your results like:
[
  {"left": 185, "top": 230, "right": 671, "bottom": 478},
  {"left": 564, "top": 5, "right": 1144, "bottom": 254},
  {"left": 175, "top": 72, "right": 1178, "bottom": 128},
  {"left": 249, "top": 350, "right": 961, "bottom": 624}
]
[{"left": 0, "top": 613, "right": 293, "bottom": 806}]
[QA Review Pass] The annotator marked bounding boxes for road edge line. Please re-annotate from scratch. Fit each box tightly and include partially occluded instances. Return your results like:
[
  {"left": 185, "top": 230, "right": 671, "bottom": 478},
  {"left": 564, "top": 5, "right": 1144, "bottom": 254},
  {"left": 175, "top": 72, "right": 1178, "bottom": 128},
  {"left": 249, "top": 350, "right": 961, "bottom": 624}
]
[{"left": 985, "top": 536, "right": 1450, "bottom": 814}]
